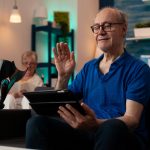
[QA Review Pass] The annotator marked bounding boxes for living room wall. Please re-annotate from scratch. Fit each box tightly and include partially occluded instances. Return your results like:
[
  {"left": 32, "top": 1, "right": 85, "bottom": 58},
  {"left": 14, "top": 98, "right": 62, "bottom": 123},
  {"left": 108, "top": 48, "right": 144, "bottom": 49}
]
[
  {"left": 0, "top": 0, "right": 43, "bottom": 69},
  {"left": 0, "top": 0, "right": 99, "bottom": 72}
]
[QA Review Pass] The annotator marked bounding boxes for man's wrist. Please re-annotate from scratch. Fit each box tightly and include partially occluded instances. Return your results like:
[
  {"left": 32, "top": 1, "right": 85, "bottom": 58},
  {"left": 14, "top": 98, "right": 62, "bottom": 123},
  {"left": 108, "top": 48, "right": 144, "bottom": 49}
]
[{"left": 55, "top": 75, "right": 70, "bottom": 90}]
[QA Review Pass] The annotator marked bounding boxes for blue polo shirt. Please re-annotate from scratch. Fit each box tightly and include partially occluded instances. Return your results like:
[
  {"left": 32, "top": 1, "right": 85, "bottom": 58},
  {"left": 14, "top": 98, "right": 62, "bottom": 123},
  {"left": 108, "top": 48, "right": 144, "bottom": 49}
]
[{"left": 68, "top": 50, "right": 150, "bottom": 139}]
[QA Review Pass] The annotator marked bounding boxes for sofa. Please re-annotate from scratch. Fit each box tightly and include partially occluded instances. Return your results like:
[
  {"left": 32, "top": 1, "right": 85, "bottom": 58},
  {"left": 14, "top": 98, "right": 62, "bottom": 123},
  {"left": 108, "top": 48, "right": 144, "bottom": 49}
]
[{"left": 0, "top": 109, "right": 31, "bottom": 147}]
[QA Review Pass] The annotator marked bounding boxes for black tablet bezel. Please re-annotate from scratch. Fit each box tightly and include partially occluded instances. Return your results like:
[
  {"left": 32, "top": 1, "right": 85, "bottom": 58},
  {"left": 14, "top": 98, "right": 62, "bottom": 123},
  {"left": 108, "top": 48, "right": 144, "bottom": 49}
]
[{"left": 30, "top": 101, "right": 85, "bottom": 116}]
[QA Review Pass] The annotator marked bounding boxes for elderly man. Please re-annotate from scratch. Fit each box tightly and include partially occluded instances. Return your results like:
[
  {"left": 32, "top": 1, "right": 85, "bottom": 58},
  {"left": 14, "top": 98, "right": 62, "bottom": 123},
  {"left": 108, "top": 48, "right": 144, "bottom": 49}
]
[{"left": 26, "top": 7, "right": 150, "bottom": 150}]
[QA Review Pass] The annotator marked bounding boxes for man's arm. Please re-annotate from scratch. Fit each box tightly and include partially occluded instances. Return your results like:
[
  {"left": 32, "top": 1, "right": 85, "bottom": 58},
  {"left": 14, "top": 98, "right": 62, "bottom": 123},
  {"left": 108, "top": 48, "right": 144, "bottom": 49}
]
[
  {"left": 55, "top": 75, "right": 71, "bottom": 90},
  {"left": 58, "top": 99, "right": 144, "bottom": 131},
  {"left": 96, "top": 100, "right": 143, "bottom": 129},
  {"left": 117, "top": 99, "right": 144, "bottom": 129}
]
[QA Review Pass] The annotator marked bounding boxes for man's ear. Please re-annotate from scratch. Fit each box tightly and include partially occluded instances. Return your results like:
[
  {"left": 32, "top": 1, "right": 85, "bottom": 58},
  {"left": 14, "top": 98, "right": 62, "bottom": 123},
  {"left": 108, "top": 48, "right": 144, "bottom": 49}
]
[{"left": 122, "top": 24, "right": 127, "bottom": 38}]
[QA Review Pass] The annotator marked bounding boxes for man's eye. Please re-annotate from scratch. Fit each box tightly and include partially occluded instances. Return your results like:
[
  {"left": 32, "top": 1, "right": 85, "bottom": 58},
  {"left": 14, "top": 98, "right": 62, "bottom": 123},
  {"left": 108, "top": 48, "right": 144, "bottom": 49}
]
[
  {"left": 93, "top": 26, "right": 100, "bottom": 30},
  {"left": 104, "top": 24, "right": 111, "bottom": 28}
]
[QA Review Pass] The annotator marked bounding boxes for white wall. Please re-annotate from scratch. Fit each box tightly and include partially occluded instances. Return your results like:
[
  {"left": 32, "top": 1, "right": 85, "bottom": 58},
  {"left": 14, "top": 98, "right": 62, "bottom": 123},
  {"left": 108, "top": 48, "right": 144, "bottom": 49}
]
[
  {"left": 77, "top": 0, "right": 99, "bottom": 72},
  {"left": 0, "top": 0, "right": 44, "bottom": 69},
  {"left": 0, "top": 0, "right": 99, "bottom": 72},
  {"left": 43, "top": 0, "right": 99, "bottom": 72}
]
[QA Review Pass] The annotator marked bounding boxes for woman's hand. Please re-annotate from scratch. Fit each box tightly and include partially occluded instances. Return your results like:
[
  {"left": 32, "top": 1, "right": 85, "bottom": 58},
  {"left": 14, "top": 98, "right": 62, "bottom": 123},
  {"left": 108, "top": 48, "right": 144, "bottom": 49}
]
[
  {"left": 58, "top": 102, "right": 99, "bottom": 131},
  {"left": 13, "top": 89, "right": 27, "bottom": 98},
  {"left": 53, "top": 42, "right": 75, "bottom": 78},
  {"left": 13, "top": 91, "right": 23, "bottom": 98}
]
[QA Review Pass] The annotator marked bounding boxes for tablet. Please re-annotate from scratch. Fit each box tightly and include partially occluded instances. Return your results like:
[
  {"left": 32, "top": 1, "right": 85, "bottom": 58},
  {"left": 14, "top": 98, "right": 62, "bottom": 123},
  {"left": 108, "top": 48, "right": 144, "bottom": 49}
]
[
  {"left": 23, "top": 90, "right": 85, "bottom": 116},
  {"left": 30, "top": 101, "right": 86, "bottom": 116},
  {"left": 23, "top": 89, "right": 80, "bottom": 103}
]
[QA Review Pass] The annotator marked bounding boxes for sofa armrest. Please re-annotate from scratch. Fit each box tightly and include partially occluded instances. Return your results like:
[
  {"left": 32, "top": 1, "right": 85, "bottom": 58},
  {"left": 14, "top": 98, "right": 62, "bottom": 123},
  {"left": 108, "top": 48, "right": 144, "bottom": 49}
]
[{"left": 0, "top": 109, "right": 31, "bottom": 139}]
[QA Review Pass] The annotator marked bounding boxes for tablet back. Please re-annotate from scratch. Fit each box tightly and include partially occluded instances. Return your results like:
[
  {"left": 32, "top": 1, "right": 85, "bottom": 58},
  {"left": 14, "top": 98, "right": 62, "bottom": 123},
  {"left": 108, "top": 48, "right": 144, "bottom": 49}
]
[
  {"left": 23, "top": 90, "right": 83, "bottom": 116},
  {"left": 23, "top": 89, "right": 79, "bottom": 103}
]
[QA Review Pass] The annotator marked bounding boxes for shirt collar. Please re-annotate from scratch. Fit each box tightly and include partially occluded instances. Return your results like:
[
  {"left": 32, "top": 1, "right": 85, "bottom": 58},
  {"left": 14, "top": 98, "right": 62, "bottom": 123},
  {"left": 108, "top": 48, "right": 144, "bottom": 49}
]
[{"left": 93, "top": 49, "right": 129, "bottom": 67}]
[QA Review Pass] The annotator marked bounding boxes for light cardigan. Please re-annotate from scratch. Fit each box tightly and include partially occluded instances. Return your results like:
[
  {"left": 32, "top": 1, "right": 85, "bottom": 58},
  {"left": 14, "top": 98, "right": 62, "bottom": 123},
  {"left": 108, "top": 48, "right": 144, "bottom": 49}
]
[{"left": 4, "top": 73, "right": 43, "bottom": 109}]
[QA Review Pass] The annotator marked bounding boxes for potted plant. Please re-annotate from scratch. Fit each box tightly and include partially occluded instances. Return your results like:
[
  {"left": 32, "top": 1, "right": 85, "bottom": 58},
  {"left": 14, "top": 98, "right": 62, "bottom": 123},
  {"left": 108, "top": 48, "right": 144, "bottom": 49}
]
[{"left": 134, "top": 21, "right": 150, "bottom": 37}]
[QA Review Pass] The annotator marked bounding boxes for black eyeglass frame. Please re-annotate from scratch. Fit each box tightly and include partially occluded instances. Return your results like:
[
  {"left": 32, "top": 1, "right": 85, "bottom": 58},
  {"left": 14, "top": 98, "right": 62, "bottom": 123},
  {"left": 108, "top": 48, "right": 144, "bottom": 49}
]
[{"left": 90, "top": 22, "right": 123, "bottom": 34}]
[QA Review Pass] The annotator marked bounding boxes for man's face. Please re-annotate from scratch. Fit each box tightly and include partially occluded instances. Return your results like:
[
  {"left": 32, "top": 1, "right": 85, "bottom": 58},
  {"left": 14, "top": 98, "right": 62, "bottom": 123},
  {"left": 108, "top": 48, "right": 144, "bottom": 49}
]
[{"left": 93, "top": 9, "right": 126, "bottom": 53}]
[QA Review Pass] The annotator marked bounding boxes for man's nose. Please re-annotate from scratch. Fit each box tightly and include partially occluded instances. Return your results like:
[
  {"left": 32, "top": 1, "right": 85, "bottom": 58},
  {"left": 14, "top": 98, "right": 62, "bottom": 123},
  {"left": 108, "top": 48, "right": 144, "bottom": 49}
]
[{"left": 97, "top": 27, "right": 106, "bottom": 34}]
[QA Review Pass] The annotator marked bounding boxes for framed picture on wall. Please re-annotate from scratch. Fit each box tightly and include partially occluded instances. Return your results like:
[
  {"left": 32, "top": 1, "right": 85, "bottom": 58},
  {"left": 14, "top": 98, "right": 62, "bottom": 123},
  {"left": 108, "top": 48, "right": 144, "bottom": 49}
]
[
  {"left": 99, "top": 0, "right": 114, "bottom": 9},
  {"left": 54, "top": 11, "right": 70, "bottom": 35}
]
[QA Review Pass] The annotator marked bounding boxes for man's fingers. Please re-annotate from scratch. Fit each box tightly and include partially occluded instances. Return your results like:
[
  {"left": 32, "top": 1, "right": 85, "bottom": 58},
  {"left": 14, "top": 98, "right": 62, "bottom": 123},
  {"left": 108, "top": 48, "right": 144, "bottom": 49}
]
[
  {"left": 70, "top": 51, "right": 75, "bottom": 61},
  {"left": 57, "top": 43, "right": 62, "bottom": 56},
  {"left": 55, "top": 42, "right": 70, "bottom": 60},
  {"left": 52, "top": 47, "right": 58, "bottom": 58},
  {"left": 81, "top": 102, "right": 95, "bottom": 117},
  {"left": 65, "top": 104, "right": 83, "bottom": 117},
  {"left": 58, "top": 106, "right": 76, "bottom": 125}
]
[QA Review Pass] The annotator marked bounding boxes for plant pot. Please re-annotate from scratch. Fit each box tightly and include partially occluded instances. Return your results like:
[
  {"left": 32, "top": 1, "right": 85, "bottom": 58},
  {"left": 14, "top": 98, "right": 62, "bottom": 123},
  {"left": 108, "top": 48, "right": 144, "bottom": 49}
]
[{"left": 134, "top": 27, "right": 150, "bottom": 37}]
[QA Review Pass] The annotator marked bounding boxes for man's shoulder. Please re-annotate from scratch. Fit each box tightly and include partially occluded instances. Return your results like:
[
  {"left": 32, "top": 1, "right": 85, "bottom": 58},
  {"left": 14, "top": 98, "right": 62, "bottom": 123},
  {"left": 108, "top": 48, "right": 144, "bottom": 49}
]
[
  {"left": 84, "top": 57, "right": 100, "bottom": 67},
  {"left": 124, "top": 52, "right": 150, "bottom": 79},
  {"left": 80, "top": 58, "right": 99, "bottom": 72}
]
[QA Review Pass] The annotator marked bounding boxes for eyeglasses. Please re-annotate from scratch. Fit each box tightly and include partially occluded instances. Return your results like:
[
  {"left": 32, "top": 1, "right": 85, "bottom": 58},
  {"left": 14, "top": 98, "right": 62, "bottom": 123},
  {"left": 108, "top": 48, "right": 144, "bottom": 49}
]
[
  {"left": 91, "top": 22, "right": 123, "bottom": 34},
  {"left": 22, "top": 62, "right": 36, "bottom": 66}
]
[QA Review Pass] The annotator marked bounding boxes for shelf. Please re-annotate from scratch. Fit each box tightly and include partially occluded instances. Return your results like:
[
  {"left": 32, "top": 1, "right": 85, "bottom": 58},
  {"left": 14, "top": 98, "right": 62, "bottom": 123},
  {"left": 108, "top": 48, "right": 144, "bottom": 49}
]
[
  {"left": 31, "top": 22, "right": 74, "bottom": 86},
  {"left": 126, "top": 36, "right": 150, "bottom": 41}
]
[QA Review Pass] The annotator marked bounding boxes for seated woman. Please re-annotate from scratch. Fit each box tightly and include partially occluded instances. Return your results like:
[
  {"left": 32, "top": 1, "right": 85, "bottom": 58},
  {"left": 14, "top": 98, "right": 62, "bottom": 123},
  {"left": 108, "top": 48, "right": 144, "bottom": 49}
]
[{"left": 4, "top": 51, "right": 44, "bottom": 109}]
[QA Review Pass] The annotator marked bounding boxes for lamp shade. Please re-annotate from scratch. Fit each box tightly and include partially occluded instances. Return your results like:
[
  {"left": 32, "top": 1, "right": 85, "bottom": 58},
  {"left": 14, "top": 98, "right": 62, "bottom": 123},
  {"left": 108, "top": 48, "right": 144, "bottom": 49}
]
[
  {"left": 9, "top": 8, "right": 22, "bottom": 23},
  {"left": 34, "top": 6, "right": 48, "bottom": 19},
  {"left": 9, "top": 0, "right": 21, "bottom": 23}
]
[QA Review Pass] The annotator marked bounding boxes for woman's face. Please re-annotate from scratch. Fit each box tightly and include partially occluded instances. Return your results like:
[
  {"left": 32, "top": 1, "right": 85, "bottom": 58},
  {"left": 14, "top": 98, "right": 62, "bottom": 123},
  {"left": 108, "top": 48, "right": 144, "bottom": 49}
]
[{"left": 22, "top": 55, "right": 37, "bottom": 77}]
